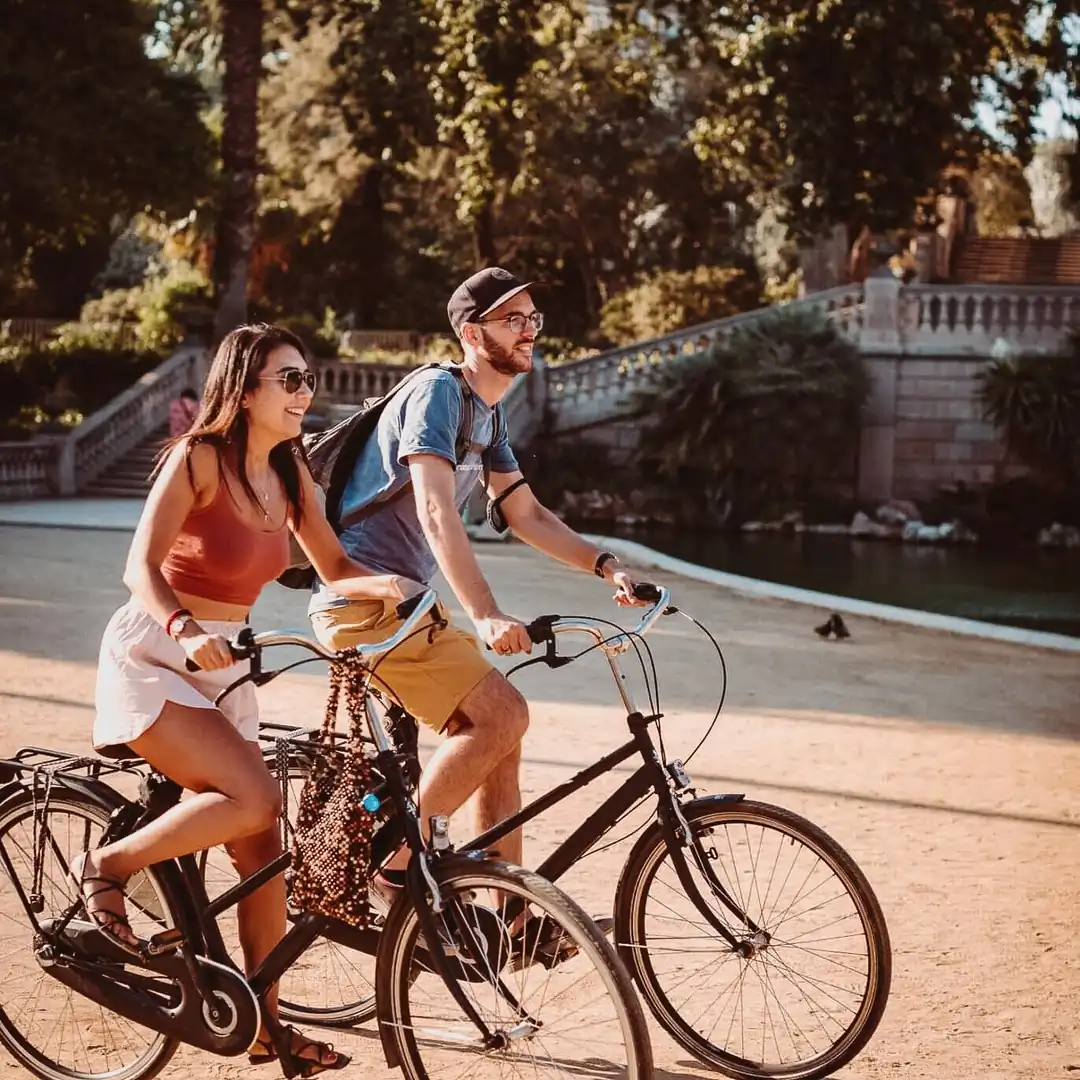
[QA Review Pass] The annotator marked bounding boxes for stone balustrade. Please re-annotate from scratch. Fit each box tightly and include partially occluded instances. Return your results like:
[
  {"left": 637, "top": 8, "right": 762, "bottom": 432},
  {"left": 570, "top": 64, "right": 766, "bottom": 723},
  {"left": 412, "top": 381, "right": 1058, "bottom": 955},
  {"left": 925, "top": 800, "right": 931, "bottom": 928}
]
[
  {"left": 548, "top": 284, "right": 864, "bottom": 432},
  {"left": 0, "top": 441, "right": 58, "bottom": 500},
  {"left": 547, "top": 278, "right": 1080, "bottom": 434},
  {"left": 311, "top": 359, "right": 416, "bottom": 407},
  {"left": 0, "top": 343, "right": 205, "bottom": 500},
  {"left": 900, "top": 284, "right": 1080, "bottom": 356}
]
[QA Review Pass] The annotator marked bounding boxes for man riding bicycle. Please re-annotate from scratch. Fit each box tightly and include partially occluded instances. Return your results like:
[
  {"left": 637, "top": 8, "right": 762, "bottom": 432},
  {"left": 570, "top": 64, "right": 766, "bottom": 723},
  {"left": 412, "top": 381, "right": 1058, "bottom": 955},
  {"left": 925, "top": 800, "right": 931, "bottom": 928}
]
[{"left": 308, "top": 267, "right": 642, "bottom": 906}]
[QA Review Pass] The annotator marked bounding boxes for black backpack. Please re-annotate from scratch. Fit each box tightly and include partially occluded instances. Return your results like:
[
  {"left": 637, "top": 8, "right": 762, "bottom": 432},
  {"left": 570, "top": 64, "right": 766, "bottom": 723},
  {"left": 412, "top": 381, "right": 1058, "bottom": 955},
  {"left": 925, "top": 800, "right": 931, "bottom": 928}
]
[{"left": 278, "top": 363, "right": 502, "bottom": 590}]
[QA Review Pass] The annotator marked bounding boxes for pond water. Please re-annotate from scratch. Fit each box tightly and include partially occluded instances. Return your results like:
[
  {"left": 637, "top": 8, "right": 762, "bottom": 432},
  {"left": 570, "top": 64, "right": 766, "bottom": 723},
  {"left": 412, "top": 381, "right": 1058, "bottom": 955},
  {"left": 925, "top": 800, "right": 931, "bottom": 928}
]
[{"left": 602, "top": 526, "right": 1080, "bottom": 638}]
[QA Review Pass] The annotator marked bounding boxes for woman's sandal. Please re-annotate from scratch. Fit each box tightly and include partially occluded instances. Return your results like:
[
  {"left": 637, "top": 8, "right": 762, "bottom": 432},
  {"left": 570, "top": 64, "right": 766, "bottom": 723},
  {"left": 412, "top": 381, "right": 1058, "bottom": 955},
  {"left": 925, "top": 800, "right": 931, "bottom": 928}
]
[
  {"left": 252, "top": 1025, "right": 348, "bottom": 1077},
  {"left": 69, "top": 853, "right": 145, "bottom": 958}
]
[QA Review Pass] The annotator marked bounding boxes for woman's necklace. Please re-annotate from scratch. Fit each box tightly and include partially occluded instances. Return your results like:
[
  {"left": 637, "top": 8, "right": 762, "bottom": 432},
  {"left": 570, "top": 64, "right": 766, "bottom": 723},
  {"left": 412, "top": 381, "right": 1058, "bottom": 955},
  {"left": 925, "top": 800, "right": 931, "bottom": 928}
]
[{"left": 252, "top": 469, "right": 273, "bottom": 521}]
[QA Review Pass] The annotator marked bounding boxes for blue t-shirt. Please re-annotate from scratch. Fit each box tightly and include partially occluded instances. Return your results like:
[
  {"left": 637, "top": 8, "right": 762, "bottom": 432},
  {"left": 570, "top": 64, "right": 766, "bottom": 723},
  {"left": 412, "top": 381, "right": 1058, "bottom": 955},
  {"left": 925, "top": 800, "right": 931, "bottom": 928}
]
[{"left": 309, "top": 368, "right": 519, "bottom": 612}]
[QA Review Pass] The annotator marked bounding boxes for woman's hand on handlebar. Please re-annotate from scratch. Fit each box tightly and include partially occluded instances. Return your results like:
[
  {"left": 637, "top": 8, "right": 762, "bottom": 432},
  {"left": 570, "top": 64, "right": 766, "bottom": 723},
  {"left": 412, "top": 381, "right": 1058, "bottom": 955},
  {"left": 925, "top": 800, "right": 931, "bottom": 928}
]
[{"left": 178, "top": 629, "right": 236, "bottom": 672}]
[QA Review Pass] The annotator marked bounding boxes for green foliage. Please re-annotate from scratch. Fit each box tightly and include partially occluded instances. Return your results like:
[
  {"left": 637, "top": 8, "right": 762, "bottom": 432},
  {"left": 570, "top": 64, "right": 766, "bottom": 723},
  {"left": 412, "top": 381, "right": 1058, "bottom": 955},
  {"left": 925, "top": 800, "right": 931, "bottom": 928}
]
[
  {"left": 600, "top": 267, "right": 762, "bottom": 347},
  {"left": 0, "top": 335, "right": 157, "bottom": 439},
  {"left": 662, "top": 0, "right": 1080, "bottom": 241},
  {"left": 275, "top": 310, "right": 341, "bottom": 358},
  {"left": 76, "top": 263, "right": 213, "bottom": 355},
  {"left": 978, "top": 338, "right": 1080, "bottom": 490},
  {"left": 970, "top": 154, "right": 1035, "bottom": 237},
  {"left": 0, "top": 0, "right": 212, "bottom": 310},
  {"left": 632, "top": 311, "right": 869, "bottom": 524}
]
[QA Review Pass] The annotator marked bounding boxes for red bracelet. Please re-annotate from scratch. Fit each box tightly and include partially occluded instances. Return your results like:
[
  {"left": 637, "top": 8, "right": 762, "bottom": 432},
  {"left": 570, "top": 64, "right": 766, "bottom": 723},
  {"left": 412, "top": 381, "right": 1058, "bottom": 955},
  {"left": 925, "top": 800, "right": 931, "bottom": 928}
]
[{"left": 165, "top": 608, "right": 192, "bottom": 638}]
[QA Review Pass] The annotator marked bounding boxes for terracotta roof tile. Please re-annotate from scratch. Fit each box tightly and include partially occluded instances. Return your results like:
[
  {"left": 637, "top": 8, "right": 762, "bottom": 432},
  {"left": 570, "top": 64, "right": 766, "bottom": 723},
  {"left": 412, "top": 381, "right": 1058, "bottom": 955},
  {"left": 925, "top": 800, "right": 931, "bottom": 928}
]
[{"left": 951, "top": 236, "right": 1080, "bottom": 285}]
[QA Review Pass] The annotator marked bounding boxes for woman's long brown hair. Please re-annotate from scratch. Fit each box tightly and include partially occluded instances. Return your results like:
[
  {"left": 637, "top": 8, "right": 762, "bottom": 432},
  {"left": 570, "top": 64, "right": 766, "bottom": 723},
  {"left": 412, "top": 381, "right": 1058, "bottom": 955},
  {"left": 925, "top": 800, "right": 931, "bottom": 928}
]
[{"left": 157, "top": 323, "right": 309, "bottom": 529}]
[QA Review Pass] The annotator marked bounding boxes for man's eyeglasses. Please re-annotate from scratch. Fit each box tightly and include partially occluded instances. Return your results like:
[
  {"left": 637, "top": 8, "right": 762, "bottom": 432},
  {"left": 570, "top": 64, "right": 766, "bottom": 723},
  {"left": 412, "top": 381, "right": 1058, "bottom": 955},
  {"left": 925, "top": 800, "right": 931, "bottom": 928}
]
[
  {"left": 259, "top": 369, "right": 317, "bottom": 394},
  {"left": 479, "top": 311, "right": 544, "bottom": 335}
]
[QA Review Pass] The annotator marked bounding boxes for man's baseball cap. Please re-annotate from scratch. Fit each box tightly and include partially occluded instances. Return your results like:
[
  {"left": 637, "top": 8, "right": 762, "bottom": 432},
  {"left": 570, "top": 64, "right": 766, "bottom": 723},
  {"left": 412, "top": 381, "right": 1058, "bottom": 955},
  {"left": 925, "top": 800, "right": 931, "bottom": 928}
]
[{"left": 447, "top": 267, "right": 536, "bottom": 337}]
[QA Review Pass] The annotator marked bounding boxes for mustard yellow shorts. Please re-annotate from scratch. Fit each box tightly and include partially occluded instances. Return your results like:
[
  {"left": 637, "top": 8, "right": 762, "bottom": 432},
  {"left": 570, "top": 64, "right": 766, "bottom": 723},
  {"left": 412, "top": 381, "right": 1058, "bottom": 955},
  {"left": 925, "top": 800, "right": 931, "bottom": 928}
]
[{"left": 310, "top": 600, "right": 495, "bottom": 734}]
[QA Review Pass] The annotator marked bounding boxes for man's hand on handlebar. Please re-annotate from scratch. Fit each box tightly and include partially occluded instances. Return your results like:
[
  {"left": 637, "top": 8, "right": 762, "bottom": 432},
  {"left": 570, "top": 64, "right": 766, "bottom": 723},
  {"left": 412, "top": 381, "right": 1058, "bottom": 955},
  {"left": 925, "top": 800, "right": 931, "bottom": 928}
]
[
  {"left": 475, "top": 612, "right": 534, "bottom": 656},
  {"left": 611, "top": 569, "right": 650, "bottom": 607}
]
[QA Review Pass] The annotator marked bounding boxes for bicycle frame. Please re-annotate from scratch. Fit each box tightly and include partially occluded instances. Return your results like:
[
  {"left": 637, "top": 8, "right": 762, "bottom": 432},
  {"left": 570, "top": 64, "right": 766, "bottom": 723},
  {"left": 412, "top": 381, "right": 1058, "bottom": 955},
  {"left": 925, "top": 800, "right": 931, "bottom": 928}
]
[{"left": 458, "top": 614, "right": 760, "bottom": 947}]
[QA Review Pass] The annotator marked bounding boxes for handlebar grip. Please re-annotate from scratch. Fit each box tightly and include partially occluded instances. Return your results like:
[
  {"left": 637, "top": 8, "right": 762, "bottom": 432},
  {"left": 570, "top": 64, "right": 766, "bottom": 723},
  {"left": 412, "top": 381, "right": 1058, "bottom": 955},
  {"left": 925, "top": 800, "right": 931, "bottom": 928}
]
[
  {"left": 631, "top": 582, "right": 662, "bottom": 603},
  {"left": 185, "top": 658, "right": 200, "bottom": 673},
  {"left": 525, "top": 616, "right": 557, "bottom": 644}
]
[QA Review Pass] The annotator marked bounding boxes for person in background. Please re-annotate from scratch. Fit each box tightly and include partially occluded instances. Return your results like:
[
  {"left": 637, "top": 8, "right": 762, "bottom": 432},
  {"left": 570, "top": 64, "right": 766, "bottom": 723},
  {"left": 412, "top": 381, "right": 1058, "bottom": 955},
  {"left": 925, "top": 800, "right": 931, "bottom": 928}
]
[{"left": 168, "top": 386, "right": 200, "bottom": 438}]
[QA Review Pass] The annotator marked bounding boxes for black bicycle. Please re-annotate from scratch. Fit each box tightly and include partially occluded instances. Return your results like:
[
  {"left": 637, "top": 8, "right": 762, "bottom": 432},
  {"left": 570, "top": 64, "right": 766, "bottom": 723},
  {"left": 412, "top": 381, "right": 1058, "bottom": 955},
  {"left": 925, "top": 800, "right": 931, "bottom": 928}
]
[
  {"left": 0, "top": 591, "right": 653, "bottom": 1080},
  {"left": 265, "top": 583, "right": 893, "bottom": 1080}
]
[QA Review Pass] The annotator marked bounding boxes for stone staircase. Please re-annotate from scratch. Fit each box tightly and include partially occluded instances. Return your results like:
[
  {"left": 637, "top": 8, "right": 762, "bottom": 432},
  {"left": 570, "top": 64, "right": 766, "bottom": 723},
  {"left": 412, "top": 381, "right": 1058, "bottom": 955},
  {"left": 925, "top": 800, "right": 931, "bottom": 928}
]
[{"left": 82, "top": 425, "right": 168, "bottom": 497}]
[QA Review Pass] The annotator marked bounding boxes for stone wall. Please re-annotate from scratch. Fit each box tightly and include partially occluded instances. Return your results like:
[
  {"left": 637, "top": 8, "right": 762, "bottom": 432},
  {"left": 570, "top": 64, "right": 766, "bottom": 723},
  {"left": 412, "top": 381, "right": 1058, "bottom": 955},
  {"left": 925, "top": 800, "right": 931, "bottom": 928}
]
[
  {"left": 545, "top": 355, "right": 1015, "bottom": 504},
  {"left": 858, "top": 354, "right": 1021, "bottom": 501}
]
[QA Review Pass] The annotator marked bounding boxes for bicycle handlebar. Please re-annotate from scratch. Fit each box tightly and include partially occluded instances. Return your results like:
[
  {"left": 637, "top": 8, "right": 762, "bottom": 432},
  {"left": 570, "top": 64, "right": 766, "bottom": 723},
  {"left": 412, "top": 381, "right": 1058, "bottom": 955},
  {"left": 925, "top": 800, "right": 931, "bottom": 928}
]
[
  {"left": 523, "top": 581, "right": 670, "bottom": 652},
  {"left": 185, "top": 579, "right": 668, "bottom": 676},
  {"left": 184, "top": 588, "right": 440, "bottom": 672}
]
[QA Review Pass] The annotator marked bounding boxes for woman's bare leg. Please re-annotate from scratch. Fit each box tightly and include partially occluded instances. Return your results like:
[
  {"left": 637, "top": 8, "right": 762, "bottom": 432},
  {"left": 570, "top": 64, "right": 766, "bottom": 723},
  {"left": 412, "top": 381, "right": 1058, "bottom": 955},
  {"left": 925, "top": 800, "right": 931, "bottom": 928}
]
[{"left": 79, "top": 703, "right": 280, "bottom": 944}]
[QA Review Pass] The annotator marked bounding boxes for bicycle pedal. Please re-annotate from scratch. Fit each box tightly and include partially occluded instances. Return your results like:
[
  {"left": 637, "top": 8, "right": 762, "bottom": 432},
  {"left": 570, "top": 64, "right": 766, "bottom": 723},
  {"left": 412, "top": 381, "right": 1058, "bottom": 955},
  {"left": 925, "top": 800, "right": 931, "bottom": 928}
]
[{"left": 147, "top": 928, "right": 184, "bottom": 955}]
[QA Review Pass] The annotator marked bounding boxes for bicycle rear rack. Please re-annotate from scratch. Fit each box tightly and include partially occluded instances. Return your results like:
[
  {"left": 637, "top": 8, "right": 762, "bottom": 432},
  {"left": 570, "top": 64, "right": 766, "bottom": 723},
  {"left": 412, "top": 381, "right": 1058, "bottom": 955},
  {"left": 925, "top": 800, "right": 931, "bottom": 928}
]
[{"left": 0, "top": 746, "right": 148, "bottom": 786}]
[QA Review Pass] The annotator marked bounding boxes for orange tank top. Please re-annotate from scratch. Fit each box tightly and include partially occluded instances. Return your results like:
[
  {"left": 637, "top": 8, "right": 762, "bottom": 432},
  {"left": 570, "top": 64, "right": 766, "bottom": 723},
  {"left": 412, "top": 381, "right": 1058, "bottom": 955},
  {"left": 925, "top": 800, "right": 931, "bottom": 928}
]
[{"left": 161, "top": 476, "right": 291, "bottom": 608}]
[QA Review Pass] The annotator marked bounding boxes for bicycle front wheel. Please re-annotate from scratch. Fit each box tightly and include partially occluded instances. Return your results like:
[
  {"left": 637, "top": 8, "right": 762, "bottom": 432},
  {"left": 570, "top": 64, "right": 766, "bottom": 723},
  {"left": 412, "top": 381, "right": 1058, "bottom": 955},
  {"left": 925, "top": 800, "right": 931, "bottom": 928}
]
[
  {"left": 0, "top": 786, "right": 179, "bottom": 1080},
  {"left": 615, "top": 797, "right": 891, "bottom": 1080},
  {"left": 378, "top": 859, "right": 653, "bottom": 1080}
]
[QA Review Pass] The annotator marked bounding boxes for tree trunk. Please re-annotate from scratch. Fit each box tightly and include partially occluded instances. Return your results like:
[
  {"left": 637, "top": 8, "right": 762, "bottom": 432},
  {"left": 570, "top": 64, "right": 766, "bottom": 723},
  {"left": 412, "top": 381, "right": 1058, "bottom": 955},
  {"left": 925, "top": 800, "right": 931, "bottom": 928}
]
[
  {"left": 213, "top": 0, "right": 263, "bottom": 344},
  {"left": 472, "top": 199, "right": 496, "bottom": 267},
  {"left": 356, "top": 164, "right": 386, "bottom": 327}
]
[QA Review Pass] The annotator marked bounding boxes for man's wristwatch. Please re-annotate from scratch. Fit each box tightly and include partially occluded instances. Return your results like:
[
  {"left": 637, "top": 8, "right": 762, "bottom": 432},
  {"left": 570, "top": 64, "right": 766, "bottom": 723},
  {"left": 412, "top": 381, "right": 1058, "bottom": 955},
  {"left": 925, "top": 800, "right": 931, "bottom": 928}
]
[{"left": 594, "top": 551, "right": 618, "bottom": 579}]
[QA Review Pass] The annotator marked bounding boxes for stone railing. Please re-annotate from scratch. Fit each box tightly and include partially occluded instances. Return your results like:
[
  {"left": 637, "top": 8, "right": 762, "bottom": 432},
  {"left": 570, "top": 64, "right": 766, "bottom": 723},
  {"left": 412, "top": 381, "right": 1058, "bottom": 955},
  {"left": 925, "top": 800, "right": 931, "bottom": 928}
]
[
  {"left": 547, "top": 277, "right": 1080, "bottom": 432},
  {"left": 0, "top": 440, "right": 59, "bottom": 500},
  {"left": 314, "top": 355, "right": 547, "bottom": 443},
  {"left": 547, "top": 284, "right": 864, "bottom": 432},
  {"left": 0, "top": 316, "right": 65, "bottom": 348},
  {"left": 313, "top": 358, "right": 420, "bottom": 407},
  {"left": 0, "top": 342, "right": 205, "bottom": 500},
  {"left": 64, "top": 343, "right": 206, "bottom": 493},
  {"left": 898, "top": 284, "right": 1080, "bottom": 356}
]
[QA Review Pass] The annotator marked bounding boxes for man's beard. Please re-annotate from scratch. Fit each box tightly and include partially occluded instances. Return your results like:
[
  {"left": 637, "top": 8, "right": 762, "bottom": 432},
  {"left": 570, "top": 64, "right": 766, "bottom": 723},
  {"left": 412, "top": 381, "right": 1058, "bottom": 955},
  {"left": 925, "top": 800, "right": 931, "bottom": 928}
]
[{"left": 480, "top": 329, "right": 532, "bottom": 376}]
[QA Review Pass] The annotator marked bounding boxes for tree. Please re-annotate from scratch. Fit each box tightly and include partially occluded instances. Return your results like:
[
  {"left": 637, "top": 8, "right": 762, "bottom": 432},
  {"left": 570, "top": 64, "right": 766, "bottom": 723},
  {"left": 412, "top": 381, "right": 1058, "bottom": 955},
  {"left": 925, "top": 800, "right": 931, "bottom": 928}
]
[
  {"left": 0, "top": 0, "right": 211, "bottom": 312},
  {"left": 632, "top": 311, "right": 869, "bottom": 524},
  {"left": 979, "top": 340, "right": 1080, "bottom": 492},
  {"left": 213, "top": 0, "right": 264, "bottom": 340},
  {"left": 644, "top": 1, "right": 1080, "bottom": 242}
]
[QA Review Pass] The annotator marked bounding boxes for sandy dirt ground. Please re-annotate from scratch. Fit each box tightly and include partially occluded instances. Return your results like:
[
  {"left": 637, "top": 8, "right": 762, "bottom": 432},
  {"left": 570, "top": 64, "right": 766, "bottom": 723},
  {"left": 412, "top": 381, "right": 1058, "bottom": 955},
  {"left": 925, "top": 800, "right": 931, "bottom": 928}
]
[{"left": 0, "top": 523, "right": 1077, "bottom": 1080}]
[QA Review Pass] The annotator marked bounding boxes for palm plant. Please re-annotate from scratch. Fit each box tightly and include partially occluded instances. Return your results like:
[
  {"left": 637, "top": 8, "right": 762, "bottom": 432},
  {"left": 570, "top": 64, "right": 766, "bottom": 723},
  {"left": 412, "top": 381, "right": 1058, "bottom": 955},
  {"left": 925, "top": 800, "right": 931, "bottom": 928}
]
[
  {"left": 632, "top": 310, "right": 868, "bottom": 525},
  {"left": 978, "top": 334, "right": 1080, "bottom": 492}
]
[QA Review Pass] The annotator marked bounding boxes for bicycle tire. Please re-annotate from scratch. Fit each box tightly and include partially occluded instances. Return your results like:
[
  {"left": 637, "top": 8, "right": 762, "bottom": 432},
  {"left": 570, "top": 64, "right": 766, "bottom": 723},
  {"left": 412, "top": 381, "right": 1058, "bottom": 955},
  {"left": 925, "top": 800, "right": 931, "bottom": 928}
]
[
  {"left": 376, "top": 858, "right": 653, "bottom": 1080},
  {"left": 615, "top": 797, "right": 891, "bottom": 1080},
  {"left": 0, "top": 786, "right": 180, "bottom": 1080}
]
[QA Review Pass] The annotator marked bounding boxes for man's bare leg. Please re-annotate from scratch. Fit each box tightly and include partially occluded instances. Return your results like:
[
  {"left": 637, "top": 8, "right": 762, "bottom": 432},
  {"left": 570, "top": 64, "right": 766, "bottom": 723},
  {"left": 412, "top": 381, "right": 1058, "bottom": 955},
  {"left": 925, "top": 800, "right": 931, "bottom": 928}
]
[
  {"left": 470, "top": 742, "right": 523, "bottom": 866},
  {"left": 384, "top": 670, "right": 528, "bottom": 872}
]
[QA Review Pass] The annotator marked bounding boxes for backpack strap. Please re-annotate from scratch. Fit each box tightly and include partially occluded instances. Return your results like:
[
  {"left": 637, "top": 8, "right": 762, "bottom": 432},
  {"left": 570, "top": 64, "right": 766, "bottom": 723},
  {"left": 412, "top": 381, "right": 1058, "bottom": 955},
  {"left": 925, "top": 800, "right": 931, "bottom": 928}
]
[{"left": 342, "top": 364, "right": 486, "bottom": 527}]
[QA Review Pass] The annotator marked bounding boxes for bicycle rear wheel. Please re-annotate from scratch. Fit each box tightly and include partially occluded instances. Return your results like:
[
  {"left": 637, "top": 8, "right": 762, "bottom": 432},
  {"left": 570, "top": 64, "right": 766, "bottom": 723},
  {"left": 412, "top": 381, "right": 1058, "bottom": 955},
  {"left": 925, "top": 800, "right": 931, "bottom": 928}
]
[
  {"left": 0, "top": 787, "right": 178, "bottom": 1080},
  {"left": 377, "top": 859, "right": 653, "bottom": 1080},
  {"left": 615, "top": 797, "right": 891, "bottom": 1080}
]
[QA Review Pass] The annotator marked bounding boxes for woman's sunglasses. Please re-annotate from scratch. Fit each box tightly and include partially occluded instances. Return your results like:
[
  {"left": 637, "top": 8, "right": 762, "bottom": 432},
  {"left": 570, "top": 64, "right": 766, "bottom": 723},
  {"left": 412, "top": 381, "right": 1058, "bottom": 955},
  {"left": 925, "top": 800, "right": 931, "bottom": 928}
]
[{"left": 259, "top": 369, "right": 317, "bottom": 394}]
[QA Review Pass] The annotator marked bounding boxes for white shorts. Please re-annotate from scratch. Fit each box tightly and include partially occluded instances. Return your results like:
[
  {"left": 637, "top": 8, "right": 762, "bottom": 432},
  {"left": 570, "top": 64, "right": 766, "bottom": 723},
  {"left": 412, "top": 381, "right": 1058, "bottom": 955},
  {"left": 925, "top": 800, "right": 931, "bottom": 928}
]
[{"left": 93, "top": 600, "right": 259, "bottom": 757}]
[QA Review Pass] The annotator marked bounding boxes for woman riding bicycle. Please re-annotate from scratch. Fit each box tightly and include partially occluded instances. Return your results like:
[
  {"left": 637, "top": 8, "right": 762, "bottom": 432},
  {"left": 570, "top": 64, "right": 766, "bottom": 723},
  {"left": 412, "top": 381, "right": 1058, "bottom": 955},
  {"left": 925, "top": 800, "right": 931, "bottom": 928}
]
[{"left": 83, "top": 323, "right": 416, "bottom": 1076}]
